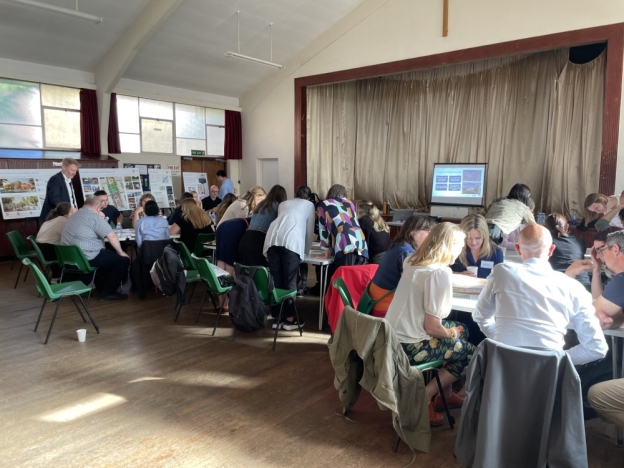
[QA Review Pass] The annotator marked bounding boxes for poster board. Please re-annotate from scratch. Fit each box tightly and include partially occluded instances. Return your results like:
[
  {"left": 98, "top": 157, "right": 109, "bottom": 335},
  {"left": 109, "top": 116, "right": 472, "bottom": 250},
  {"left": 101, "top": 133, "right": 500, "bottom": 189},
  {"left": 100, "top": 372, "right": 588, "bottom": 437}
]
[
  {"left": 182, "top": 172, "right": 209, "bottom": 199},
  {"left": 0, "top": 168, "right": 58, "bottom": 219},
  {"left": 122, "top": 163, "right": 162, "bottom": 192},
  {"left": 79, "top": 168, "right": 142, "bottom": 211},
  {"left": 148, "top": 169, "right": 176, "bottom": 209}
]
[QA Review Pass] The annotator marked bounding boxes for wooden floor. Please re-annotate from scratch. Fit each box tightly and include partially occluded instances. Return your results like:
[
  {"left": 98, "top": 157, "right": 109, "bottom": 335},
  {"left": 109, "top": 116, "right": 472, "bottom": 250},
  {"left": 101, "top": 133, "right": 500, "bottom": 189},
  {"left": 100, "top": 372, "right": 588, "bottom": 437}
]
[{"left": 1, "top": 260, "right": 622, "bottom": 467}]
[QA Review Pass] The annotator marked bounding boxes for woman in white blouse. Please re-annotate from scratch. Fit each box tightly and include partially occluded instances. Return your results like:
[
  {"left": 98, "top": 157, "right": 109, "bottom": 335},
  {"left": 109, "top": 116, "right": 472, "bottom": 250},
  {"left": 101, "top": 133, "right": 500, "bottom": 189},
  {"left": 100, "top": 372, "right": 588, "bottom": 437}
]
[{"left": 385, "top": 222, "right": 475, "bottom": 426}]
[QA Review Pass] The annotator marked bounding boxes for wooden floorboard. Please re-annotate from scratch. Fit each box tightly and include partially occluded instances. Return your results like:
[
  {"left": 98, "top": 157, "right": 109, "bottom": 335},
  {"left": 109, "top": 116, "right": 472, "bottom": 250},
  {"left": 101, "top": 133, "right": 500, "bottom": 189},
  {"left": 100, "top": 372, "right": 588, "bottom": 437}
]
[{"left": 1, "top": 260, "right": 622, "bottom": 467}]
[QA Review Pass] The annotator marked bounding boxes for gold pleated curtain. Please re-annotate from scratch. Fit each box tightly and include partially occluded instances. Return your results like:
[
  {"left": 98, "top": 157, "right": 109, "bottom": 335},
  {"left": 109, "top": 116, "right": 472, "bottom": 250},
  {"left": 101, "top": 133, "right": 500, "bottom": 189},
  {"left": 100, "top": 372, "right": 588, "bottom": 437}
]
[{"left": 306, "top": 49, "right": 604, "bottom": 216}]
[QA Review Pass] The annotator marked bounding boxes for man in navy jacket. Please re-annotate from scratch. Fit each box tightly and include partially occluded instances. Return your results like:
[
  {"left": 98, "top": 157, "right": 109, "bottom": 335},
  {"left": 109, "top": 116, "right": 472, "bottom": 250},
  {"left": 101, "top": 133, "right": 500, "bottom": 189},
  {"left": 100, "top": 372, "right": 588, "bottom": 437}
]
[{"left": 39, "top": 158, "right": 79, "bottom": 222}]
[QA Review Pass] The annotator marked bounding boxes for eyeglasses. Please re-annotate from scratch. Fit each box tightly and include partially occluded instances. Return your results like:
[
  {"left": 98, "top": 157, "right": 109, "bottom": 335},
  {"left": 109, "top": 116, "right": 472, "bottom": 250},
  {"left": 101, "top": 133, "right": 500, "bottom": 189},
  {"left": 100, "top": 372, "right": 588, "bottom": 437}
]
[{"left": 596, "top": 245, "right": 612, "bottom": 255}]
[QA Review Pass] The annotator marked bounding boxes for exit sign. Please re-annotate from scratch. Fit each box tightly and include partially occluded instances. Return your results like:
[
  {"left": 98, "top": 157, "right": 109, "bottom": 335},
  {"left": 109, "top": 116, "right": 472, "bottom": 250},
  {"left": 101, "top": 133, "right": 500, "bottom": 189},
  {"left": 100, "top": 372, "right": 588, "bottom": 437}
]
[{"left": 191, "top": 150, "right": 205, "bottom": 156}]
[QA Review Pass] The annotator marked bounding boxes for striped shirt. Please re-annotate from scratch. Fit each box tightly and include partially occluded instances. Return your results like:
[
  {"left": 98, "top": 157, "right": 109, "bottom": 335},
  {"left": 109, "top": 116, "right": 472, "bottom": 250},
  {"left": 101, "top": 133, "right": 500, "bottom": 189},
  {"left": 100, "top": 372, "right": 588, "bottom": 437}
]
[{"left": 61, "top": 208, "right": 112, "bottom": 260}]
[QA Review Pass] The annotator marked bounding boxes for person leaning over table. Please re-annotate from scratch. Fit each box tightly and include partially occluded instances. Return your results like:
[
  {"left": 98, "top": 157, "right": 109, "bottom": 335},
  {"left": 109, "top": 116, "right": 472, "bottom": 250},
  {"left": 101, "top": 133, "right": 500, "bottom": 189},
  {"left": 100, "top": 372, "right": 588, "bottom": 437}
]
[
  {"left": 61, "top": 195, "right": 130, "bottom": 301},
  {"left": 135, "top": 200, "right": 170, "bottom": 247},
  {"left": 484, "top": 183, "right": 535, "bottom": 244},
  {"left": 451, "top": 213, "right": 503, "bottom": 279},
  {"left": 384, "top": 222, "right": 474, "bottom": 427},
  {"left": 357, "top": 201, "right": 391, "bottom": 264},
  {"left": 368, "top": 215, "right": 437, "bottom": 318},
  {"left": 215, "top": 193, "right": 237, "bottom": 224},
  {"left": 217, "top": 186, "right": 266, "bottom": 227},
  {"left": 585, "top": 191, "right": 624, "bottom": 229}
]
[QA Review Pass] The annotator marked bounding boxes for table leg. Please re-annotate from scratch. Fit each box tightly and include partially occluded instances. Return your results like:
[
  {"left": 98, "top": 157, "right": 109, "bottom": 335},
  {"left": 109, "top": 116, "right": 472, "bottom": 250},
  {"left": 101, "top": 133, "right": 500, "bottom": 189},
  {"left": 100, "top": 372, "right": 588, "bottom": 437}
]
[
  {"left": 612, "top": 336, "right": 619, "bottom": 380},
  {"left": 318, "top": 264, "right": 326, "bottom": 330}
]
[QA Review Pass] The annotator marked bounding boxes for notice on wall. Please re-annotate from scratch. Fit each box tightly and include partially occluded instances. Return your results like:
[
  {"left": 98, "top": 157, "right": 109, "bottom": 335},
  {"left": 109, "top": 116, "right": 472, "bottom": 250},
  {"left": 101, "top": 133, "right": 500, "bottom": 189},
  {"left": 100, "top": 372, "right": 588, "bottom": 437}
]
[
  {"left": 148, "top": 169, "right": 176, "bottom": 208},
  {"left": 123, "top": 163, "right": 162, "bottom": 191},
  {"left": 182, "top": 172, "right": 209, "bottom": 199},
  {"left": 0, "top": 169, "right": 58, "bottom": 220},
  {"left": 167, "top": 164, "right": 181, "bottom": 176},
  {"left": 79, "top": 168, "right": 143, "bottom": 211}
]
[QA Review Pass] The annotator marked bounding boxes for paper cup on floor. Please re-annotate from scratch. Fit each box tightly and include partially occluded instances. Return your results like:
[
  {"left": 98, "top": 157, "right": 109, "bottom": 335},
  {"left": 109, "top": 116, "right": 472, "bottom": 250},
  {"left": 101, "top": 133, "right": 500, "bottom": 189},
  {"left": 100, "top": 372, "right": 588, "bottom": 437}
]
[
  {"left": 467, "top": 266, "right": 478, "bottom": 276},
  {"left": 77, "top": 329, "right": 86, "bottom": 342}
]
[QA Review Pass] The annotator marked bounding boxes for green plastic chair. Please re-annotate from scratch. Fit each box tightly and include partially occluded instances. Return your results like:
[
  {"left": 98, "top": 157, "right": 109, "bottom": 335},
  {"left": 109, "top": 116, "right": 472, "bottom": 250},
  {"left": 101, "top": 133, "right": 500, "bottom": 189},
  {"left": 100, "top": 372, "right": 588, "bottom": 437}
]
[
  {"left": 23, "top": 258, "right": 99, "bottom": 345},
  {"left": 235, "top": 263, "right": 301, "bottom": 351},
  {"left": 194, "top": 232, "right": 216, "bottom": 258},
  {"left": 332, "top": 277, "right": 354, "bottom": 309},
  {"left": 191, "top": 254, "right": 233, "bottom": 334},
  {"left": 27, "top": 235, "right": 58, "bottom": 282},
  {"left": 6, "top": 230, "right": 38, "bottom": 289},
  {"left": 54, "top": 244, "right": 97, "bottom": 305},
  {"left": 173, "top": 239, "right": 202, "bottom": 321}
]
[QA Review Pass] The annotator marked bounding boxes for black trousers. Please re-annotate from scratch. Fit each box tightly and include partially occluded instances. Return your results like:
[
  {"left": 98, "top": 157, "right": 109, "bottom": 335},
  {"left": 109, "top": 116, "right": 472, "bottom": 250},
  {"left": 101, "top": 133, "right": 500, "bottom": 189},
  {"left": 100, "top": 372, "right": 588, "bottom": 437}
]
[
  {"left": 267, "top": 246, "right": 300, "bottom": 319},
  {"left": 38, "top": 242, "right": 61, "bottom": 277},
  {"left": 89, "top": 249, "right": 130, "bottom": 296}
]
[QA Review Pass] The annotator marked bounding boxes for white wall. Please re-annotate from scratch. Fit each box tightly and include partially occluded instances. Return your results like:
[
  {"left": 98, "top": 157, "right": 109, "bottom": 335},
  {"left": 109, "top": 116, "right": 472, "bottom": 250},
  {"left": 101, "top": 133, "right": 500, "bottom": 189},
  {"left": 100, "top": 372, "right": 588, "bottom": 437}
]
[{"left": 240, "top": 0, "right": 624, "bottom": 196}]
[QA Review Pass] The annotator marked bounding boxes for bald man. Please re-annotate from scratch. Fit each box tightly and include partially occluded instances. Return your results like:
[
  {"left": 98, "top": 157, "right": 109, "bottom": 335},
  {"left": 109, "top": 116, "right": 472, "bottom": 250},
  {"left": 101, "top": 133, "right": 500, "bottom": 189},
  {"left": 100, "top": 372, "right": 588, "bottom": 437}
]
[
  {"left": 201, "top": 185, "right": 222, "bottom": 212},
  {"left": 472, "top": 225, "right": 607, "bottom": 365}
]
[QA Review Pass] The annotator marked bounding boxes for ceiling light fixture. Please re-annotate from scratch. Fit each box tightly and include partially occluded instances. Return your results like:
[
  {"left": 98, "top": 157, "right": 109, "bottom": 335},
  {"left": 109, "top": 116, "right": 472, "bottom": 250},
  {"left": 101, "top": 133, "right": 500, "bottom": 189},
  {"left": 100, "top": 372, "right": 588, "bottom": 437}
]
[
  {"left": 4, "top": 0, "right": 103, "bottom": 24},
  {"left": 224, "top": 11, "right": 283, "bottom": 69}
]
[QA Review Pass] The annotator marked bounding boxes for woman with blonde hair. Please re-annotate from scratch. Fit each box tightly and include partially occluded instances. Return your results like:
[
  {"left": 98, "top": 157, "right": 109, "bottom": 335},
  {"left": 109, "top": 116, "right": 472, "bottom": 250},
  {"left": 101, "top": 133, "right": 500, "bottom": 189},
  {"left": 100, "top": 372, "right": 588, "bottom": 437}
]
[
  {"left": 169, "top": 198, "right": 215, "bottom": 252},
  {"left": 451, "top": 214, "right": 503, "bottom": 279},
  {"left": 585, "top": 191, "right": 624, "bottom": 228},
  {"left": 357, "top": 201, "right": 391, "bottom": 264},
  {"left": 217, "top": 186, "right": 266, "bottom": 227},
  {"left": 385, "top": 222, "right": 475, "bottom": 426}
]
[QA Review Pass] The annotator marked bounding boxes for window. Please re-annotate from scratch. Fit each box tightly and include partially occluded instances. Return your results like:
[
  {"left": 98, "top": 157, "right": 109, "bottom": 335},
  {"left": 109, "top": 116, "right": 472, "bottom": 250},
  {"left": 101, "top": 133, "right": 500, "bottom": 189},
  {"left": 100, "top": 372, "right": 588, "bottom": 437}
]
[
  {"left": 205, "top": 108, "right": 225, "bottom": 157},
  {"left": 0, "top": 78, "right": 80, "bottom": 150}
]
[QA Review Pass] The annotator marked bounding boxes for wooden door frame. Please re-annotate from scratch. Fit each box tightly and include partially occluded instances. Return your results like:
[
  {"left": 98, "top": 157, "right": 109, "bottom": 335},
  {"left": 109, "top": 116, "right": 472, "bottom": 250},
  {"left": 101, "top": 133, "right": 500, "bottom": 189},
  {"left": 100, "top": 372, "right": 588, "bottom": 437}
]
[{"left": 294, "top": 23, "right": 624, "bottom": 195}]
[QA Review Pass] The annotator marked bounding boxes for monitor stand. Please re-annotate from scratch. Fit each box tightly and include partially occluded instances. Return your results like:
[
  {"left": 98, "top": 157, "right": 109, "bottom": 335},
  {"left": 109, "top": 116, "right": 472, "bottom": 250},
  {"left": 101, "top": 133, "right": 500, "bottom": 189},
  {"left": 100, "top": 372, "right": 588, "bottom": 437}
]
[{"left": 430, "top": 205, "right": 470, "bottom": 220}]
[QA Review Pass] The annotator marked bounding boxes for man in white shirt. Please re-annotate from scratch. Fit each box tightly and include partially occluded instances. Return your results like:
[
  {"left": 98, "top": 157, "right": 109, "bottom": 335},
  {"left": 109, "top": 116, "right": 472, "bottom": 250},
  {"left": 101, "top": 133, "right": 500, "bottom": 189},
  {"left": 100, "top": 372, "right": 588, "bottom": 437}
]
[{"left": 473, "top": 224, "right": 607, "bottom": 365}]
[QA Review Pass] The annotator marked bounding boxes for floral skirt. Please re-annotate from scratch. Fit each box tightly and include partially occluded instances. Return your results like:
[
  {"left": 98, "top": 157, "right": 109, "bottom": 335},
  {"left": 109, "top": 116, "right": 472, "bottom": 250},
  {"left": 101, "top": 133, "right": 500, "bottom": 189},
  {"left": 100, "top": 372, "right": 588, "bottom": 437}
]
[{"left": 401, "top": 320, "right": 475, "bottom": 379}]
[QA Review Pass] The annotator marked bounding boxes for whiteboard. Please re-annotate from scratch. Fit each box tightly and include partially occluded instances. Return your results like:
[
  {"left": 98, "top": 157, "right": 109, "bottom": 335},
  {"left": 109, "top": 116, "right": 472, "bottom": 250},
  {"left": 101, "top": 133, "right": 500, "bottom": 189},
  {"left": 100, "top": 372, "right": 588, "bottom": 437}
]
[
  {"left": 79, "top": 168, "right": 142, "bottom": 211},
  {"left": 0, "top": 169, "right": 58, "bottom": 220}
]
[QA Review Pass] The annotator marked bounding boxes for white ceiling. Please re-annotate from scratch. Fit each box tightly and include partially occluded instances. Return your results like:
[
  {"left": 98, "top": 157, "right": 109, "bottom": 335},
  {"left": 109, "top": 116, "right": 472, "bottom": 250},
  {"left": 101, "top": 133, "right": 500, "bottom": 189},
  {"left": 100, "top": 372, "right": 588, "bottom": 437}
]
[{"left": 0, "top": 0, "right": 365, "bottom": 97}]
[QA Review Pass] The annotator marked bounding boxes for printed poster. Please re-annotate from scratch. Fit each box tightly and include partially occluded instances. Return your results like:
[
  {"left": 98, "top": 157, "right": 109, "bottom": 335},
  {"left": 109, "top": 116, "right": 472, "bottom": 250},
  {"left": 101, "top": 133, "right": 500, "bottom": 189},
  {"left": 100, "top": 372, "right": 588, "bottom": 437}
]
[
  {"left": 182, "top": 172, "right": 208, "bottom": 199},
  {"left": 0, "top": 169, "right": 58, "bottom": 220},
  {"left": 79, "top": 168, "right": 142, "bottom": 211},
  {"left": 148, "top": 169, "right": 176, "bottom": 208}
]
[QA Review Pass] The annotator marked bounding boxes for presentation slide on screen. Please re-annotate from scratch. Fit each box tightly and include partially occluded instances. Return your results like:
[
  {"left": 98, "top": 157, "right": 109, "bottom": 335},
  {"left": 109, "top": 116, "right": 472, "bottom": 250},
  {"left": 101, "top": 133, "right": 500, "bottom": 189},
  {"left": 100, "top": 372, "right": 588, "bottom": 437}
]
[{"left": 430, "top": 164, "right": 486, "bottom": 206}]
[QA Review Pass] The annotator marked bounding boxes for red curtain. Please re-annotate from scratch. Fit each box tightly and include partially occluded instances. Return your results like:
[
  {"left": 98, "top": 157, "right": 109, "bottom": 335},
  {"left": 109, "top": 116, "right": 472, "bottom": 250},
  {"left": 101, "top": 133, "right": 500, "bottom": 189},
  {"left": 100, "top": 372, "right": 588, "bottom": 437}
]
[
  {"left": 224, "top": 110, "right": 242, "bottom": 160},
  {"left": 108, "top": 93, "right": 121, "bottom": 154},
  {"left": 79, "top": 89, "right": 100, "bottom": 154}
]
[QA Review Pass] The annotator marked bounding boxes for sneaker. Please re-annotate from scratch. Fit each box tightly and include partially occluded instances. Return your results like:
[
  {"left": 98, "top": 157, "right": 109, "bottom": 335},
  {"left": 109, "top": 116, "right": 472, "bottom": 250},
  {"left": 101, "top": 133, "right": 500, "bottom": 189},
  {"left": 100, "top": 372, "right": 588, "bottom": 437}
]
[
  {"left": 429, "top": 403, "right": 444, "bottom": 427},
  {"left": 100, "top": 292, "right": 128, "bottom": 302},
  {"left": 296, "top": 287, "right": 308, "bottom": 297},
  {"left": 271, "top": 321, "right": 285, "bottom": 330},
  {"left": 282, "top": 319, "right": 305, "bottom": 331},
  {"left": 432, "top": 392, "right": 465, "bottom": 412}
]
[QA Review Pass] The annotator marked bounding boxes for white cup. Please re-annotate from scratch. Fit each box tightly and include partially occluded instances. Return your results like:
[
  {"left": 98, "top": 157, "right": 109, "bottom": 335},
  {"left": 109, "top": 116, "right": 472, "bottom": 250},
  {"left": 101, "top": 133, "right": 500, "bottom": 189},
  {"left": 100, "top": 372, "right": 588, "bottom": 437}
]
[
  {"left": 77, "top": 329, "right": 86, "bottom": 342},
  {"left": 467, "top": 266, "right": 479, "bottom": 276}
]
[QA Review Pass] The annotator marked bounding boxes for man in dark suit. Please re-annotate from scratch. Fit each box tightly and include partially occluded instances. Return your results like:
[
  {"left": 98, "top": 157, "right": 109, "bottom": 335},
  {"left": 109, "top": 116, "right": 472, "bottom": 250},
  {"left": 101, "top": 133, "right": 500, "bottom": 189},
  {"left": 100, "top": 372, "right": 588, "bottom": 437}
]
[{"left": 39, "top": 158, "right": 79, "bottom": 223}]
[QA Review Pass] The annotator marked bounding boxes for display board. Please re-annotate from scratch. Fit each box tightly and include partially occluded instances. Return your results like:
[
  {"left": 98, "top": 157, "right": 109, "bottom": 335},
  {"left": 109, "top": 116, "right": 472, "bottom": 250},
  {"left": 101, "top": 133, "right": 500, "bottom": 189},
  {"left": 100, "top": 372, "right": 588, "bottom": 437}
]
[
  {"left": 122, "top": 163, "right": 162, "bottom": 191},
  {"left": 79, "top": 168, "right": 142, "bottom": 211},
  {"left": 0, "top": 169, "right": 58, "bottom": 219},
  {"left": 182, "top": 172, "right": 209, "bottom": 199},
  {"left": 148, "top": 169, "right": 176, "bottom": 209}
]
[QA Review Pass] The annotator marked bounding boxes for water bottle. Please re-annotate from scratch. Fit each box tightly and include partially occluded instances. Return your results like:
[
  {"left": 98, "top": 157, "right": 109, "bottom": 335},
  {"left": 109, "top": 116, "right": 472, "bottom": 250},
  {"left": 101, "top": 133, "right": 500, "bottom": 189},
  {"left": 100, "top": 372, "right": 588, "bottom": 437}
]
[
  {"left": 536, "top": 212, "right": 546, "bottom": 225},
  {"left": 116, "top": 221, "right": 122, "bottom": 236},
  {"left": 571, "top": 210, "right": 577, "bottom": 227},
  {"left": 209, "top": 212, "right": 217, "bottom": 225}
]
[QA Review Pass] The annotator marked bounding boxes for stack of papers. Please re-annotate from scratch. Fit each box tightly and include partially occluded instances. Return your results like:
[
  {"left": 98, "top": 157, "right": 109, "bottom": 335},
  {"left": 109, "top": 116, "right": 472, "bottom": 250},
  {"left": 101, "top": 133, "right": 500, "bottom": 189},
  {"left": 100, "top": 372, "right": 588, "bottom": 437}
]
[{"left": 210, "top": 263, "right": 229, "bottom": 278}]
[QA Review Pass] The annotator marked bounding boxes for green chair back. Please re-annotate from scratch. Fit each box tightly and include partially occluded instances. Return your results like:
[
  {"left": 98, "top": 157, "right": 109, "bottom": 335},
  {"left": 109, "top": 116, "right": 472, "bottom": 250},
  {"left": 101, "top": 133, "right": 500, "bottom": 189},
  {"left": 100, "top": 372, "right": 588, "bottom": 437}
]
[
  {"left": 235, "top": 263, "right": 271, "bottom": 303},
  {"left": 54, "top": 244, "right": 97, "bottom": 274},
  {"left": 6, "top": 231, "right": 37, "bottom": 260},
  {"left": 27, "top": 235, "right": 57, "bottom": 267},
  {"left": 333, "top": 277, "right": 354, "bottom": 309},
  {"left": 194, "top": 233, "right": 216, "bottom": 257},
  {"left": 173, "top": 239, "right": 197, "bottom": 270},
  {"left": 22, "top": 258, "right": 55, "bottom": 299},
  {"left": 191, "top": 254, "right": 231, "bottom": 295}
]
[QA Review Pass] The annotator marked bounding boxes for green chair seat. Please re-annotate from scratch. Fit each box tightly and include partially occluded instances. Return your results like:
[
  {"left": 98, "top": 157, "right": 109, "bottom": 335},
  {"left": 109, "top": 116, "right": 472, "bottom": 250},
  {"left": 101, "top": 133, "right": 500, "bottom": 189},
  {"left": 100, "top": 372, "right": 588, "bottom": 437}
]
[
  {"left": 273, "top": 288, "right": 297, "bottom": 302},
  {"left": 191, "top": 254, "right": 233, "bottom": 332},
  {"left": 47, "top": 282, "right": 94, "bottom": 299},
  {"left": 6, "top": 230, "right": 38, "bottom": 289},
  {"left": 415, "top": 360, "right": 446, "bottom": 371}
]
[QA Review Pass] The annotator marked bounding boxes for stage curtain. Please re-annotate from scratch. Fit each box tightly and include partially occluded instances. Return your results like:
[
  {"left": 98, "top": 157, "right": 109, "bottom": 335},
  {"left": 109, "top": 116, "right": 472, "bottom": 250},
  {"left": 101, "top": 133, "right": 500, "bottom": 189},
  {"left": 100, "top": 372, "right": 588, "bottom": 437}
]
[
  {"left": 225, "top": 110, "right": 242, "bottom": 160},
  {"left": 108, "top": 93, "right": 121, "bottom": 154},
  {"left": 79, "top": 89, "right": 100, "bottom": 154}
]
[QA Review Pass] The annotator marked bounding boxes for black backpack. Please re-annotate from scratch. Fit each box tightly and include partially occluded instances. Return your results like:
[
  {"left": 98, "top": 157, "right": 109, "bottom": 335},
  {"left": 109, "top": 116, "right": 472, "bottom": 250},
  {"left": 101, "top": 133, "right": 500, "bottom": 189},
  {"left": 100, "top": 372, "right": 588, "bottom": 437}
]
[
  {"left": 151, "top": 245, "right": 186, "bottom": 308},
  {"left": 228, "top": 265, "right": 270, "bottom": 332}
]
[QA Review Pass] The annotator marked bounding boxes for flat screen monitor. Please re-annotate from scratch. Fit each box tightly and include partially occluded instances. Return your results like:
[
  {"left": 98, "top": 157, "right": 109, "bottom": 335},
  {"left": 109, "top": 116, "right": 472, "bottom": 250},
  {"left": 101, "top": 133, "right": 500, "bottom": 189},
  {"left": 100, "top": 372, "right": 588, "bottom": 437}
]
[{"left": 430, "top": 163, "right": 487, "bottom": 207}]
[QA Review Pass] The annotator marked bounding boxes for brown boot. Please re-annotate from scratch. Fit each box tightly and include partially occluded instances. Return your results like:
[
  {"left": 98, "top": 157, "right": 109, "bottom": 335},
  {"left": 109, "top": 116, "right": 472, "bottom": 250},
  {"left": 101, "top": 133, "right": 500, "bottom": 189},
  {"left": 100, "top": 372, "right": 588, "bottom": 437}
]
[{"left": 428, "top": 402, "right": 444, "bottom": 427}]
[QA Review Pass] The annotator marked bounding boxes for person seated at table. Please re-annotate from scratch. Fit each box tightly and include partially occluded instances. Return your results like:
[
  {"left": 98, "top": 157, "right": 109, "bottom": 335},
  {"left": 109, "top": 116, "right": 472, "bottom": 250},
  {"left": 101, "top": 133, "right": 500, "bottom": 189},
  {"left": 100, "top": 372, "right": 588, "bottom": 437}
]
[
  {"left": 167, "top": 192, "right": 194, "bottom": 226},
  {"left": 238, "top": 185, "right": 287, "bottom": 267},
  {"left": 61, "top": 195, "right": 130, "bottom": 301},
  {"left": 451, "top": 214, "right": 503, "bottom": 279},
  {"left": 215, "top": 193, "right": 237, "bottom": 224},
  {"left": 190, "top": 190, "right": 203, "bottom": 208},
  {"left": 263, "top": 185, "right": 316, "bottom": 330},
  {"left": 135, "top": 200, "right": 170, "bottom": 247},
  {"left": 131, "top": 193, "right": 156, "bottom": 228},
  {"left": 357, "top": 201, "right": 391, "bottom": 264},
  {"left": 169, "top": 199, "right": 215, "bottom": 252},
  {"left": 368, "top": 215, "right": 437, "bottom": 318},
  {"left": 473, "top": 225, "right": 607, "bottom": 365},
  {"left": 484, "top": 183, "right": 535, "bottom": 244},
  {"left": 585, "top": 191, "right": 624, "bottom": 229},
  {"left": 94, "top": 190, "right": 123, "bottom": 226},
  {"left": 316, "top": 184, "right": 368, "bottom": 289},
  {"left": 385, "top": 222, "right": 474, "bottom": 426},
  {"left": 217, "top": 186, "right": 266, "bottom": 227},
  {"left": 36, "top": 201, "right": 76, "bottom": 278},
  {"left": 544, "top": 213, "right": 588, "bottom": 283},
  {"left": 202, "top": 185, "right": 222, "bottom": 213}
]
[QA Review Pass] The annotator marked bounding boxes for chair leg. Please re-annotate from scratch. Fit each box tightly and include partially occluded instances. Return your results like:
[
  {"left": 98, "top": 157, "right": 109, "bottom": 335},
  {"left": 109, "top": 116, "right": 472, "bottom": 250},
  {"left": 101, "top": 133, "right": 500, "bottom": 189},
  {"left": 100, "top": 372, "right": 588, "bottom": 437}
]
[
  {"left": 272, "top": 301, "right": 286, "bottom": 351},
  {"left": 291, "top": 298, "right": 303, "bottom": 337},
  {"left": 196, "top": 289, "right": 208, "bottom": 324},
  {"left": 44, "top": 299, "right": 62, "bottom": 344},
  {"left": 77, "top": 295, "right": 99, "bottom": 334},
  {"left": 212, "top": 306, "right": 225, "bottom": 336},
  {"left": 69, "top": 296, "right": 87, "bottom": 323},
  {"left": 23, "top": 265, "right": 30, "bottom": 282},
  {"left": 392, "top": 435, "right": 401, "bottom": 453},
  {"left": 433, "top": 370, "right": 455, "bottom": 429},
  {"left": 14, "top": 262, "right": 23, "bottom": 289},
  {"left": 187, "top": 282, "right": 197, "bottom": 305},
  {"left": 174, "top": 285, "right": 189, "bottom": 322},
  {"left": 11, "top": 258, "right": 15, "bottom": 271},
  {"left": 34, "top": 297, "right": 48, "bottom": 332}
]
